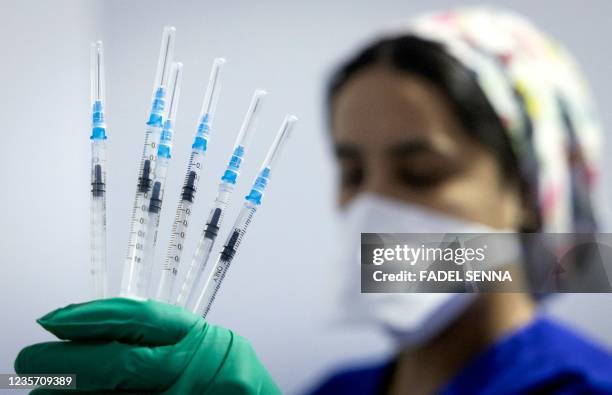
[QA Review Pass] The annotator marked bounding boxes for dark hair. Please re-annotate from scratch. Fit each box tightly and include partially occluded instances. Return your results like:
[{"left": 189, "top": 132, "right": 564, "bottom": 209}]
[{"left": 327, "top": 35, "right": 539, "bottom": 231}]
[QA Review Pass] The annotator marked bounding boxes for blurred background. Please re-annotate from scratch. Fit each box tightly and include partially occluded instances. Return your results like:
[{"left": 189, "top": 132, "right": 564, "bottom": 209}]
[{"left": 1, "top": 0, "right": 611, "bottom": 393}]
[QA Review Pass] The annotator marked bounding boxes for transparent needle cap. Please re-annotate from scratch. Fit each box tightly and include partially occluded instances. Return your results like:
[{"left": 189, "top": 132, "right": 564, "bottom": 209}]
[
  {"left": 262, "top": 115, "right": 297, "bottom": 170},
  {"left": 147, "top": 27, "right": 176, "bottom": 125},
  {"left": 90, "top": 41, "right": 106, "bottom": 134},
  {"left": 234, "top": 89, "right": 267, "bottom": 149},
  {"left": 165, "top": 62, "right": 184, "bottom": 124},
  {"left": 90, "top": 41, "right": 105, "bottom": 109},
  {"left": 158, "top": 62, "right": 183, "bottom": 159},
  {"left": 198, "top": 58, "right": 226, "bottom": 124},
  {"left": 153, "top": 26, "right": 176, "bottom": 93},
  {"left": 245, "top": 114, "right": 297, "bottom": 205},
  {"left": 220, "top": 90, "right": 267, "bottom": 185}
]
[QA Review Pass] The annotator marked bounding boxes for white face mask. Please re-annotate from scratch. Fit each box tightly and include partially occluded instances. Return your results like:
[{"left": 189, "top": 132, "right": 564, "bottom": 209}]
[{"left": 336, "top": 193, "right": 514, "bottom": 347}]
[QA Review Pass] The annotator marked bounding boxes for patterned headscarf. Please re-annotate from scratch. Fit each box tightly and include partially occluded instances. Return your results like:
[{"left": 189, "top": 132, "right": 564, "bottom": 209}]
[{"left": 386, "top": 7, "right": 602, "bottom": 232}]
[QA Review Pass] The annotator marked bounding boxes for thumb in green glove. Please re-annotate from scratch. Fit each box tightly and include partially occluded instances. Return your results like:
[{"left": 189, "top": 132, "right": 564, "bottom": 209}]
[{"left": 15, "top": 298, "right": 281, "bottom": 394}]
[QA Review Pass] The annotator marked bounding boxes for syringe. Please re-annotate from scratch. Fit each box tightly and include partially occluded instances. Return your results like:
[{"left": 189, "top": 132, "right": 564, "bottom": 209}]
[
  {"left": 193, "top": 115, "right": 297, "bottom": 317},
  {"left": 175, "top": 90, "right": 267, "bottom": 308},
  {"left": 90, "top": 41, "right": 107, "bottom": 299},
  {"left": 121, "top": 27, "right": 176, "bottom": 297},
  {"left": 136, "top": 62, "right": 184, "bottom": 298},
  {"left": 155, "top": 58, "right": 226, "bottom": 303}
]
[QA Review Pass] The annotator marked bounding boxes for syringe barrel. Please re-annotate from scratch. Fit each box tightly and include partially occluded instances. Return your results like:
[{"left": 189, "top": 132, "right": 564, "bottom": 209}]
[
  {"left": 121, "top": 123, "right": 163, "bottom": 298},
  {"left": 176, "top": 234, "right": 213, "bottom": 308},
  {"left": 174, "top": 182, "right": 232, "bottom": 307},
  {"left": 211, "top": 183, "right": 233, "bottom": 215},
  {"left": 90, "top": 139, "right": 107, "bottom": 298},
  {"left": 157, "top": 198, "right": 191, "bottom": 303},
  {"left": 136, "top": 155, "right": 170, "bottom": 298},
  {"left": 194, "top": 202, "right": 258, "bottom": 317},
  {"left": 91, "top": 196, "right": 107, "bottom": 298},
  {"left": 158, "top": 150, "right": 204, "bottom": 303},
  {"left": 137, "top": 209, "right": 161, "bottom": 297},
  {"left": 121, "top": 191, "right": 150, "bottom": 297},
  {"left": 222, "top": 202, "right": 257, "bottom": 258}
]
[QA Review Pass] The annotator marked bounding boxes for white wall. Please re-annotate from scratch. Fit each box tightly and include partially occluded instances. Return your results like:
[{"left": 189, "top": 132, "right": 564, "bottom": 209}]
[{"left": 1, "top": 1, "right": 611, "bottom": 394}]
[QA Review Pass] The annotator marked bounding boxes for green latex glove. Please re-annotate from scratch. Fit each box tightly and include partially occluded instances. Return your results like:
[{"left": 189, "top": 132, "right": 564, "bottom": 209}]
[{"left": 15, "top": 298, "right": 281, "bottom": 394}]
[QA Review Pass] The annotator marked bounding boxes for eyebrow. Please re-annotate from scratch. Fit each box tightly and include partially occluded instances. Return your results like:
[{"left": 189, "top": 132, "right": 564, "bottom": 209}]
[
  {"left": 334, "top": 140, "right": 443, "bottom": 159},
  {"left": 334, "top": 143, "right": 361, "bottom": 159}
]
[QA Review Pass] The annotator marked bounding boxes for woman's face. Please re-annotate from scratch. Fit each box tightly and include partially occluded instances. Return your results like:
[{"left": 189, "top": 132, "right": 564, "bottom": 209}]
[{"left": 331, "top": 66, "right": 523, "bottom": 230}]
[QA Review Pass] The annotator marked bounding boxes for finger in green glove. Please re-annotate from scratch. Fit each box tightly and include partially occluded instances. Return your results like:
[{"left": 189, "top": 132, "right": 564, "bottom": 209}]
[{"left": 15, "top": 298, "right": 281, "bottom": 394}]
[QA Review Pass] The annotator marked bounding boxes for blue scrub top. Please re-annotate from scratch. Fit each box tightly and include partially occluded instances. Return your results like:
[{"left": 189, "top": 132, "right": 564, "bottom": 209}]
[{"left": 307, "top": 318, "right": 612, "bottom": 395}]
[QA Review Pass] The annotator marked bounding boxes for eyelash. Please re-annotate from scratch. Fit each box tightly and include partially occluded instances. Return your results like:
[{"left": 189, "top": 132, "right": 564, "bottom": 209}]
[
  {"left": 341, "top": 168, "right": 363, "bottom": 187},
  {"left": 397, "top": 170, "right": 448, "bottom": 188}
]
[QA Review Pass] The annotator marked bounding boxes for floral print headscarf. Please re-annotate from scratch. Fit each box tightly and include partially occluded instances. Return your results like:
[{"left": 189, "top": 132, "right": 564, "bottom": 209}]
[{"left": 390, "top": 7, "right": 602, "bottom": 232}]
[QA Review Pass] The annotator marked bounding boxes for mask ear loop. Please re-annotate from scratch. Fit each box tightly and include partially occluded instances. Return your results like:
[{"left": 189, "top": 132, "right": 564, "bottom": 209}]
[
  {"left": 557, "top": 95, "right": 597, "bottom": 233},
  {"left": 504, "top": 87, "right": 550, "bottom": 297},
  {"left": 553, "top": 96, "right": 609, "bottom": 292},
  {"left": 509, "top": 86, "right": 542, "bottom": 233}
]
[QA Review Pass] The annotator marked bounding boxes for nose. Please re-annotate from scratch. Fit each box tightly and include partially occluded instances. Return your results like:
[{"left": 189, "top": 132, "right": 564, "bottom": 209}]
[{"left": 360, "top": 159, "right": 397, "bottom": 199}]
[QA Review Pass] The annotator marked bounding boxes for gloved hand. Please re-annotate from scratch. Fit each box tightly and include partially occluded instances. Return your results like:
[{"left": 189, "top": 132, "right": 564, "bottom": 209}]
[{"left": 14, "top": 298, "right": 281, "bottom": 394}]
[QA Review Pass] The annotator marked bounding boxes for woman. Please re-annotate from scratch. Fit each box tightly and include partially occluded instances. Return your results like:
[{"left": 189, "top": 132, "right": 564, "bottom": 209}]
[
  {"left": 15, "top": 7, "right": 612, "bottom": 395},
  {"left": 309, "top": 7, "right": 612, "bottom": 394}
]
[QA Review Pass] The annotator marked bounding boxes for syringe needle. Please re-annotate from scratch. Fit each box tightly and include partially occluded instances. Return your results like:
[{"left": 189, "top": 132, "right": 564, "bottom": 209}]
[
  {"left": 155, "top": 26, "right": 176, "bottom": 90},
  {"left": 200, "top": 58, "right": 225, "bottom": 118},
  {"left": 120, "top": 27, "right": 176, "bottom": 298},
  {"left": 234, "top": 89, "right": 266, "bottom": 149},
  {"left": 91, "top": 41, "right": 105, "bottom": 105},
  {"left": 94, "top": 42, "right": 103, "bottom": 102},
  {"left": 175, "top": 90, "right": 266, "bottom": 308},
  {"left": 90, "top": 40, "right": 108, "bottom": 299},
  {"left": 260, "top": 115, "right": 295, "bottom": 169},
  {"left": 156, "top": 58, "right": 226, "bottom": 303},
  {"left": 193, "top": 115, "right": 298, "bottom": 317}
]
